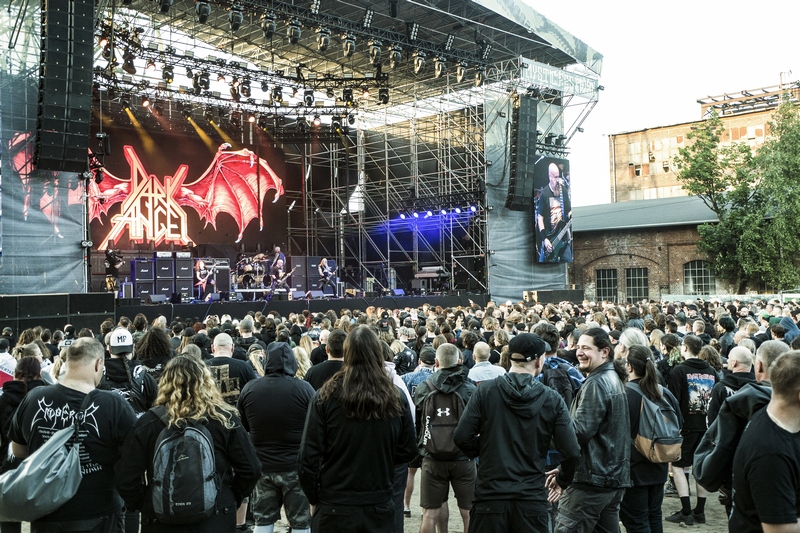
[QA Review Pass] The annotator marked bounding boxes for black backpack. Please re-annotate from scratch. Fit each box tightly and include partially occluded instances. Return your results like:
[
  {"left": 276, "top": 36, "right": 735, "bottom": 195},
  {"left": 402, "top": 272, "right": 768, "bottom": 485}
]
[
  {"left": 420, "top": 379, "right": 466, "bottom": 460},
  {"left": 150, "top": 407, "right": 219, "bottom": 524},
  {"left": 540, "top": 361, "right": 581, "bottom": 407}
]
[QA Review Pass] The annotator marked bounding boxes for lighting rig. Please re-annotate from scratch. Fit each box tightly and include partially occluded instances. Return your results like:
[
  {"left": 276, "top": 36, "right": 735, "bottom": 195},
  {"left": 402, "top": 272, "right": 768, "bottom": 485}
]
[{"left": 397, "top": 190, "right": 485, "bottom": 220}]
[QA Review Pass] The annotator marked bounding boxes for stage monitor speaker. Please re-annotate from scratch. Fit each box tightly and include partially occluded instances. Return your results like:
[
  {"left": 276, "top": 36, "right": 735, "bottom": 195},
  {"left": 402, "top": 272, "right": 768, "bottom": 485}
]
[
  {"left": 147, "top": 294, "right": 167, "bottom": 304},
  {"left": 208, "top": 293, "right": 221, "bottom": 302},
  {"left": 364, "top": 291, "right": 379, "bottom": 298},
  {"left": 155, "top": 258, "right": 174, "bottom": 279},
  {"left": 174, "top": 258, "right": 193, "bottom": 279},
  {"left": 306, "top": 290, "right": 325, "bottom": 299},
  {"left": 35, "top": 0, "right": 93, "bottom": 172},
  {"left": 505, "top": 94, "right": 539, "bottom": 211},
  {"left": 132, "top": 259, "right": 154, "bottom": 282},
  {"left": 393, "top": 289, "right": 405, "bottom": 296}
]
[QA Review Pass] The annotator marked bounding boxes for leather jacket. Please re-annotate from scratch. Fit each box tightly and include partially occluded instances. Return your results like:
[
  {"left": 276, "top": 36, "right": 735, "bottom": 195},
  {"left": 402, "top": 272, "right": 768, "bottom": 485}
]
[{"left": 570, "top": 361, "right": 631, "bottom": 489}]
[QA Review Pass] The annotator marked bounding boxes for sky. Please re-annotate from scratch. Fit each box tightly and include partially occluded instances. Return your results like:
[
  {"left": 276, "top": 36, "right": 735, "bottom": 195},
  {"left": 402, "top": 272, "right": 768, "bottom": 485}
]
[{"left": 525, "top": 0, "right": 800, "bottom": 206}]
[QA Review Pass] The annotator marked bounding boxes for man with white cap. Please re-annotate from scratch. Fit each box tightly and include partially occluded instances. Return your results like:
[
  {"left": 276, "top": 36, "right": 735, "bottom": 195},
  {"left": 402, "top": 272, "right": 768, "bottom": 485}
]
[{"left": 99, "top": 328, "right": 157, "bottom": 417}]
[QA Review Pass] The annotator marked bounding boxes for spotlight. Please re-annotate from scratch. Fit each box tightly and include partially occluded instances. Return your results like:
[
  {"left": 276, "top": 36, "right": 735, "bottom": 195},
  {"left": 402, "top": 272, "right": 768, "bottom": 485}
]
[
  {"left": 198, "top": 71, "right": 210, "bottom": 90},
  {"left": 527, "top": 87, "right": 542, "bottom": 99},
  {"left": 230, "top": 85, "right": 240, "bottom": 102},
  {"left": 229, "top": 4, "right": 243, "bottom": 32},
  {"left": 230, "top": 110, "right": 242, "bottom": 127},
  {"left": 444, "top": 33, "right": 455, "bottom": 51},
  {"left": 413, "top": 50, "right": 426, "bottom": 74},
  {"left": 347, "top": 114, "right": 356, "bottom": 125},
  {"left": 474, "top": 67, "right": 484, "bottom": 87},
  {"left": 331, "top": 116, "right": 342, "bottom": 133},
  {"left": 312, "top": 114, "right": 321, "bottom": 126},
  {"left": 369, "top": 40, "right": 382, "bottom": 66},
  {"left": 186, "top": 67, "right": 193, "bottom": 78},
  {"left": 231, "top": 76, "right": 240, "bottom": 88},
  {"left": 326, "top": 88, "right": 335, "bottom": 99},
  {"left": 454, "top": 207, "right": 462, "bottom": 214},
  {"left": 399, "top": 213, "right": 407, "bottom": 219},
  {"left": 544, "top": 133, "right": 557, "bottom": 144},
  {"left": 98, "top": 33, "right": 109, "bottom": 48},
  {"left": 469, "top": 205, "right": 477, "bottom": 212},
  {"left": 247, "top": 113, "right": 256, "bottom": 123},
  {"left": 555, "top": 134, "right": 567, "bottom": 146},
  {"left": 303, "top": 88, "right": 314, "bottom": 106},
  {"left": 204, "top": 108, "right": 214, "bottom": 122},
  {"left": 297, "top": 118, "right": 309, "bottom": 133},
  {"left": 389, "top": 45, "right": 402, "bottom": 69},
  {"left": 102, "top": 43, "right": 113, "bottom": 61},
  {"left": 141, "top": 96, "right": 151, "bottom": 108},
  {"left": 218, "top": 74, "right": 226, "bottom": 82},
  {"left": 287, "top": 18, "right": 302, "bottom": 45},
  {"left": 342, "top": 88, "right": 354, "bottom": 106},
  {"left": 455, "top": 61, "right": 466, "bottom": 83},
  {"left": 145, "top": 59, "right": 156, "bottom": 72},
  {"left": 263, "top": 13, "right": 277, "bottom": 39},
  {"left": 151, "top": 102, "right": 163, "bottom": 116},
  {"left": 121, "top": 99, "right": 131, "bottom": 111},
  {"left": 261, "top": 80, "right": 269, "bottom": 92},
  {"left": 425, "top": 210, "right": 433, "bottom": 218},
  {"left": 362, "top": 8, "right": 373, "bottom": 28},
  {"left": 362, "top": 86, "right": 370, "bottom": 99},
  {"left": 195, "top": 0, "right": 211, "bottom": 22},
  {"left": 122, "top": 51, "right": 136, "bottom": 75},
  {"left": 257, "top": 114, "right": 269, "bottom": 129},
  {"left": 310, "top": 0, "right": 320, "bottom": 14},
  {"left": 479, "top": 41, "right": 493, "bottom": 61},
  {"left": 316, "top": 27, "right": 330, "bottom": 51},
  {"left": 342, "top": 33, "right": 356, "bottom": 58},
  {"left": 182, "top": 105, "right": 193, "bottom": 119},
  {"left": 434, "top": 56, "right": 445, "bottom": 78},
  {"left": 440, "top": 208, "right": 447, "bottom": 215},
  {"left": 406, "top": 21, "right": 419, "bottom": 41},
  {"left": 240, "top": 78, "right": 251, "bottom": 98},
  {"left": 378, "top": 87, "right": 389, "bottom": 105},
  {"left": 158, "top": 0, "right": 172, "bottom": 13},
  {"left": 161, "top": 64, "right": 174, "bottom": 83},
  {"left": 412, "top": 211, "right": 419, "bottom": 218},
  {"left": 271, "top": 86, "right": 283, "bottom": 103}
]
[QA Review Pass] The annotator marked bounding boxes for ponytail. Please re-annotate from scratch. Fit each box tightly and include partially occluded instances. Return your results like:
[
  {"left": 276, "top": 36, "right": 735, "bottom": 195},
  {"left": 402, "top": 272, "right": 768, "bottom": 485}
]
[{"left": 627, "top": 345, "right": 662, "bottom": 402}]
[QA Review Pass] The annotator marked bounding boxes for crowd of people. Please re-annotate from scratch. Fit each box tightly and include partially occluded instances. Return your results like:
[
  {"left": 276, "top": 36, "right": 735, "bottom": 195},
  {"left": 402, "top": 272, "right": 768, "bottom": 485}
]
[{"left": 0, "top": 296, "right": 798, "bottom": 533}]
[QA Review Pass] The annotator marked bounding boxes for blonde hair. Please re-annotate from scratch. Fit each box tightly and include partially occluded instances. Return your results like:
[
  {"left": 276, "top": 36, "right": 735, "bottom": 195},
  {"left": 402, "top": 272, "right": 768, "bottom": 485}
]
[
  {"left": 155, "top": 355, "right": 237, "bottom": 429},
  {"left": 293, "top": 347, "right": 311, "bottom": 380},
  {"left": 299, "top": 335, "right": 315, "bottom": 358},
  {"left": 247, "top": 344, "right": 266, "bottom": 377}
]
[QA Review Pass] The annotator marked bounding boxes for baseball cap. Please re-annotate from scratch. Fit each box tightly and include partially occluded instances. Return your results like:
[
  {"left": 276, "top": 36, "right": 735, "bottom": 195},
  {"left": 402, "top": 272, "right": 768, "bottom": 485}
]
[
  {"left": 759, "top": 311, "right": 771, "bottom": 320},
  {"left": 109, "top": 329, "right": 134, "bottom": 355},
  {"left": 507, "top": 333, "right": 550, "bottom": 362},
  {"left": 419, "top": 345, "right": 436, "bottom": 365}
]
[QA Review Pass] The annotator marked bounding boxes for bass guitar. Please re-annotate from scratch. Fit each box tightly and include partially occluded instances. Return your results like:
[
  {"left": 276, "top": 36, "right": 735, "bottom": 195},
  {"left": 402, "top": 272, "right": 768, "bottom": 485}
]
[
  {"left": 542, "top": 219, "right": 572, "bottom": 262},
  {"left": 273, "top": 266, "right": 298, "bottom": 289}
]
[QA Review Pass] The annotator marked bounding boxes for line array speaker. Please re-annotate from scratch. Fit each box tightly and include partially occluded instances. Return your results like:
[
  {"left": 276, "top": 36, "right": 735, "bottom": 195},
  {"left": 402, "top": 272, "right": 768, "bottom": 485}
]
[{"left": 505, "top": 94, "right": 539, "bottom": 211}]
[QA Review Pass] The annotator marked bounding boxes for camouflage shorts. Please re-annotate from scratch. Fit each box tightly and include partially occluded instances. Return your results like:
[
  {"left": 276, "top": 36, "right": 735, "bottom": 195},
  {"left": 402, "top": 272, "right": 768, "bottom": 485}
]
[{"left": 252, "top": 470, "right": 311, "bottom": 528}]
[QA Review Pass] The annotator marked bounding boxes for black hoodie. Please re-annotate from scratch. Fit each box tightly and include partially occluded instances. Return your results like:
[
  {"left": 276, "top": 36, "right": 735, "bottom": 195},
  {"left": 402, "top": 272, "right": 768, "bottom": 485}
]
[
  {"left": 706, "top": 370, "right": 756, "bottom": 426},
  {"left": 0, "top": 379, "right": 47, "bottom": 466},
  {"left": 98, "top": 357, "right": 158, "bottom": 416},
  {"left": 238, "top": 342, "right": 315, "bottom": 471},
  {"left": 454, "top": 372, "right": 580, "bottom": 501}
]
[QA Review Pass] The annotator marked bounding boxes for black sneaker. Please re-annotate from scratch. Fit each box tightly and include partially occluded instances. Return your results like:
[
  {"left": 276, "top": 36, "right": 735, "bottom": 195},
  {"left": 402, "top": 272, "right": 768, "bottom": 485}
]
[
  {"left": 403, "top": 507, "right": 411, "bottom": 518},
  {"left": 236, "top": 526, "right": 252, "bottom": 533},
  {"left": 665, "top": 510, "right": 694, "bottom": 526},
  {"left": 692, "top": 512, "right": 706, "bottom": 524}
]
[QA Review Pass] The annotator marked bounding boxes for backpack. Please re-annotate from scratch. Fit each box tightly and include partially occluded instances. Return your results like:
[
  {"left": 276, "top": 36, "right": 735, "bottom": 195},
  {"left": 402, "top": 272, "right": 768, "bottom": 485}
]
[
  {"left": 420, "top": 378, "right": 466, "bottom": 460},
  {"left": 627, "top": 382, "right": 683, "bottom": 463},
  {"left": 540, "top": 359, "right": 582, "bottom": 407},
  {"left": 150, "top": 406, "right": 219, "bottom": 524}
]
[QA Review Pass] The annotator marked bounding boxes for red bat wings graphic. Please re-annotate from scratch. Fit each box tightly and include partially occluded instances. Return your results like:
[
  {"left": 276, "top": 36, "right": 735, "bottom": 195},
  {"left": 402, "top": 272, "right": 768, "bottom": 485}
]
[{"left": 88, "top": 143, "right": 284, "bottom": 245}]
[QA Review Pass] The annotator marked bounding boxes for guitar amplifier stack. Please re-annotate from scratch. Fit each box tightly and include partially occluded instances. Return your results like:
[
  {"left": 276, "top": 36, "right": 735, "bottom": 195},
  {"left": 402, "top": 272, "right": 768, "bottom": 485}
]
[{"left": 132, "top": 253, "right": 194, "bottom": 302}]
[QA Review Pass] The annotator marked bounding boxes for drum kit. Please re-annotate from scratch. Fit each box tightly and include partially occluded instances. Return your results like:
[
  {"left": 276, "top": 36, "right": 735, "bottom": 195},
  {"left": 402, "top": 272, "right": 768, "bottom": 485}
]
[{"left": 234, "top": 253, "right": 270, "bottom": 289}]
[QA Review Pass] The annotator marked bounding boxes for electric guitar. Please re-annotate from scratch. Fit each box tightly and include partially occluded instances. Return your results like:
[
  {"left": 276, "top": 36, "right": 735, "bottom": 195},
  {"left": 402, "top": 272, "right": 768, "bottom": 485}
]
[
  {"left": 273, "top": 266, "right": 298, "bottom": 289},
  {"left": 195, "top": 268, "right": 216, "bottom": 292},
  {"left": 542, "top": 218, "right": 572, "bottom": 262}
]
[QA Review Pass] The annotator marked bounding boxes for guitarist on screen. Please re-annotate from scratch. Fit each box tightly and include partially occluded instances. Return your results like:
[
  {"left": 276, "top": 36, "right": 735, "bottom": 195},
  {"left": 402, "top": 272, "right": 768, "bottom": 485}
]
[{"left": 537, "top": 162, "right": 573, "bottom": 263}]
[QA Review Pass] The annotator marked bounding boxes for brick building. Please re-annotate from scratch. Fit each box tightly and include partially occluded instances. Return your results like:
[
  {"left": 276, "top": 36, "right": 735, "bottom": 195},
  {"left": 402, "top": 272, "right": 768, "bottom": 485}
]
[{"left": 569, "top": 196, "right": 718, "bottom": 302}]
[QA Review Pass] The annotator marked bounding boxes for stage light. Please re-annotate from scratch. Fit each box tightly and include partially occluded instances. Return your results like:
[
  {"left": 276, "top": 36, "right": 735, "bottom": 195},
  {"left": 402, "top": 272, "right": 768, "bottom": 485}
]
[
  {"left": 158, "top": 0, "right": 172, "bottom": 14},
  {"left": 247, "top": 113, "right": 256, "bottom": 123},
  {"left": 230, "top": 85, "right": 240, "bottom": 102},
  {"left": 362, "top": 8, "right": 373, "bottom": 28},
  {"left": 217, "top": 73, "right": 226, "bottom": 82},
  {"left": 262, "top": 13, "right": 277, "bottom": 39},
  {"left": 261, "top": 80, "right": 269, "bottom": 92},
  {"left": 444, "top": 33, "right": 455, "bottom": 51},
  {"left": 102, "top": 43, "right": 113, "bottom": 61},
  {"left": 469, "top": 205, "right": 477, "bottom": 212},
  {"left": 310, "top": 0, "right": 320, "bottom": 14},
  {"left": 303, "top": 88, "right": 314, "bottom": 106},
  {"left": 151, "top": 102, "right": 163, "bottom": 116},
  {"left": 122, "top": 51, "right": 136, "bottom": 75},
  {"left": 257, "top": 114, "right": 269, "bottom": 129},
  {"left": 455, "top": 61, "right": 466, "bottom": 83},
  {"left": 313, "top": 114, "right": 321, "bottom": 126},
  {"left": 182, "top": 105, "right": 193, "bottom": 119},
  {"left": 389, "top": 45, "right": 402, "bottom": 69},
  {"left": 454, "top": 207, "right": 462, "bottom": 214},
  {"left": 369, "top": 40, "right": 382, "bottom": 66},
  {"left": 98, "top": 33, "right": 109, "bottom": 48},
  {"left": 362, "top": 86, "right": 370, "bottom": 99},
  {"left": 316, "top": 27, "right": 330, "bottom": 51},
  {"left": 434, "top": 56, "right": 445, "bottom": 78},
  {"left": 413, "top": 50, "right": 426, "bottom": 74},
  {"left": 271, "top": 85, "right": 283, "bottom": 103},
  {"left": 399, "top": 213, "right": 407, "bottom": 219},
  {"left": 121, "top": 99, "right": 131, "bottom": 111},
  {"left": 141, "top": 96, "right": 151, "bottom": 108},
  {"left": 342, "top": 88, "right": 354, "bottom": 106},
  {"left": 406, "top": 22, "right": 419, "bottom": 41},
  {"left": 230, "top": 110, "right": 242, "bottom": 127},
  {"left": 326, "top": 88, "right": 335, "bottom": 99},
  {"left": 186, "top": 67, "right": 193, "bottom": 78},
  {"left": 331, "top": 116, "right": 342, "bottom": 133},
  {"left": 204, "top": 108, "right": 215, "bottom": 122},
  {"left": 527, "top": 87, "right": 542, "bottom": 99},
  {"left": 480, "top": 41, "right": 493, "bottom": 61},
  {"left": 555, "top": 134, "right": 567, "bottom": 146},
  {"left": 378, "top": 88, "right": 389, "bottom": 105},
  {"left": 240, "top": 78, "right": 251, "bottom": 97},
  {"left": 545, "top": 133, "right": 557, "bottom": 144},
  {"left": 297, "top": 118, "right": 309, "bottom": 133},
  {"left": 292, "top": 86, "right": 298, "bottom": 97},
  {"left": 229, "top": 4, "right": 243, "bottom": 32},
  {"left": 195, "top": 0, "right": 211, "bottom": 22},
  {"left": 161, "top": 64, "right": 174, "bottom": 83},
  {"left": 287, "top": 19, "right": 302, "bottom": 45},
  {"left": 474, "top": 67, "right": 484, "bottom": 87},
  {"left": 412, "top": 211, "right": 419, "bottom": 218},
  {"left": 425, "top": 210, "right": 433, "bottom": 218},
  {"left": 231, "top": 76, "right": 240, "bottom": 88},
  {"left": 347, "top": 114, "right": 356, "bottom": 125},
  {"left": 198, "top": 71, "right": 210, "bottom": 90},
  {"left": 342, "top": 33, "right": 356, "bottom": 58},
  {"left": 440, "top": 208, "right": 447, "bottom": 215},
  {"left": 145, "top": 59, "right": 156, "bottom": 72},
  {"left": 598, "top": 85, "right": 605, "bottom": 91}
]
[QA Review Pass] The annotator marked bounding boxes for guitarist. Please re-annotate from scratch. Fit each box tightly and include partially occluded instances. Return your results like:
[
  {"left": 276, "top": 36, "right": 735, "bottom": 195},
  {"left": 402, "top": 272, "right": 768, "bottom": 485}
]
[
  {"left": 270, "top": 259, "right": 288, "bottom": 290},
  {"left": 318, "top": 257, "right": 335, "bottom": 294},
  {"left": 537, "top": 162, "right": 572, "bottom": 263},
  {"left": 104, "top": 245, "right": 124, "bottom": 293},
  {"left": 194, "top": 259, "right": 216, "bottom": 300}
]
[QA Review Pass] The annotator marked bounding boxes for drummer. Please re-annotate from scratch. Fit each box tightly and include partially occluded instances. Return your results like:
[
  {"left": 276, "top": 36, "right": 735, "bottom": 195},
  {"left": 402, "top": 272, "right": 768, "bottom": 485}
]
[{"left": 270, "top": 246, "right": 286, "bottom": 269}]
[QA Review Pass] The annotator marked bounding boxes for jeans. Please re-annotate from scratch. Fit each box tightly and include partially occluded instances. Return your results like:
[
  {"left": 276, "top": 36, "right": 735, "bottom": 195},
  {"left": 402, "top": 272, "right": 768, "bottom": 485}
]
[
  {"left": 554, "top": 486, "right": 624, "bottom": 533},
  {"left": 619, "top": 484, "right": 664, "bottom": 533}
]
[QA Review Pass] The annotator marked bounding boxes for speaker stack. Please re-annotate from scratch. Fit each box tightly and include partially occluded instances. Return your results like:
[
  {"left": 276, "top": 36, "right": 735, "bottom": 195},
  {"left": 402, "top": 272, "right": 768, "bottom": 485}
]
[
  {"left": 154, "top": 252, "right": 175, "bottom": 298},
  {"left": 306, "top": 257, "right": 337, "bottom": 296},
  {"left": 287, "top": 255, "right": 307, "bottom": 293},
  {"left": 35, "top": 0, "right": 94, "bottom": 172},
  {"left": 175, "top": 252, "right": 194, "bottom": 302},
  {"left": 131, "top": 259, "right": 154, "bottom": 300},
  {"left": 505, "top": 94, "right": 539, "bottom": 211}
]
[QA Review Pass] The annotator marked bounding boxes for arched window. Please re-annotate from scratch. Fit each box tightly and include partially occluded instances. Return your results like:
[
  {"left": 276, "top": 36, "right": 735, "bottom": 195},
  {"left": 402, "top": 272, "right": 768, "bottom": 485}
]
[{"left": 684, "top": 260, "right": 715, "bottom": 295}]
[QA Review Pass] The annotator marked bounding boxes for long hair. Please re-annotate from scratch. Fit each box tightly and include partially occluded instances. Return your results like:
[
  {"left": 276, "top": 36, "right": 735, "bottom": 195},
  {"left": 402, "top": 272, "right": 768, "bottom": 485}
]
[
  {"left": 293, "top": 346, "right": 311, "bottom": 379},
  {"left": 318, "top": 325, "right": 405, "bottom": 420},
  {"left": 155, "top": 355, "right": 237, "bottom": 429},
  {"left": 15, "top": 356, "right": 41, "bottom": 391},
  {"left": 661, "top": 333, "right": 682, "bottom": 367},
  {"left": 628, "top": 345, "right": 662, "bottom": 402},
  {"left": 136, "top": 327, "right": 173, "bottom": 361},
  {"left": 699, "top": 344, "right": 724, "bottom": 373}
]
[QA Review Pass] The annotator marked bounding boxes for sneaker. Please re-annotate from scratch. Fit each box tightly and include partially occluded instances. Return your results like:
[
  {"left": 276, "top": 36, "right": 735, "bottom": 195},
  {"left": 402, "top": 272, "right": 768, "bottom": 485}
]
[
  {"left": 665, "top": 510, "right": 694, "bottom": 526},
  {"left": 236, "top": 526, "right": 252, "bottom": 533},
  {"left": 404, "top": 507, "right": 411, "bottom": 518},
  {"left": 692, "top": 512, "right": 706, "bottom": 524},
  {"left": 664, "top": 477, "right": 678, "bottom": 495}
]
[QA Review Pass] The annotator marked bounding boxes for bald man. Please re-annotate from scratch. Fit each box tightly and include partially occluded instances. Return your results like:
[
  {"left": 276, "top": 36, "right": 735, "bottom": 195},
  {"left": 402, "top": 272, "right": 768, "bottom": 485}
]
[
  {"left": 707, "top": 346, "right": 756, "bottom": 426},
  {"left": 537, "top": 162, "right": 572, "bottom": 263}
]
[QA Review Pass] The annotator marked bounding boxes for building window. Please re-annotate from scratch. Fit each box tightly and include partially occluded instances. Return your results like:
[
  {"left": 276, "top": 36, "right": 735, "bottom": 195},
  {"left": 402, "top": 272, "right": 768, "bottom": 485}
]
[
  {"left": 684, "top": 260, "right": 716, "bottom": 295},
  {"left": 626, "top": 268, "right": 649, "bottom": 303},
  {"left": 595, "top": 269, "right": 617, "bottom": 301}
]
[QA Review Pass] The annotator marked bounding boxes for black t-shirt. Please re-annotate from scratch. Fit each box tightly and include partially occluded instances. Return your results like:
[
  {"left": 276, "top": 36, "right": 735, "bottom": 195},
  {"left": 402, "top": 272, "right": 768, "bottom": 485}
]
[
  {"left": 310, "top": 345, "right": 328, "bottom": 366},
  {"left": 206, "top": 356, "right": 258, "bottom": 406},
  {"left": 667, "top": 358, "right": 719, "bottom": 432},
  {"left": 9, "top": 385, "right": 136, "bottom": 521},
  {"left": 304, "top": 360, "right": 343, "bottom": 391},
  {"left": 730, "top": 408, "right": 800, "bottom": 532}
]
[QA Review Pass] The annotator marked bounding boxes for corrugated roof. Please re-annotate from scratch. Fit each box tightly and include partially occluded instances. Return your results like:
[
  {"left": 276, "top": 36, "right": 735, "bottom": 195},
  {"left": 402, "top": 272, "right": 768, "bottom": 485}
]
[{"left": 573, "top": 196, "right": 718, "bottom": 233}]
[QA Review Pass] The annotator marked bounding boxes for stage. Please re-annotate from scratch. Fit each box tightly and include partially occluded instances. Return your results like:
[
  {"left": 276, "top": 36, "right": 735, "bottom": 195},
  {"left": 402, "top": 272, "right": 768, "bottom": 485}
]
[{"left": 0, "top": 292, "right": 490, "bottom": 334}]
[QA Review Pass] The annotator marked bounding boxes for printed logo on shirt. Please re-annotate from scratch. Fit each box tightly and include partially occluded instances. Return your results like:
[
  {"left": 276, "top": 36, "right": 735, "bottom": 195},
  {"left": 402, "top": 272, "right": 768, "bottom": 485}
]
[
  {"left": 686, "top": 373, "right": 716, "bottom": 415},
  {"left": 31, "top": 398, "right": 101, "bottom": 437}
]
